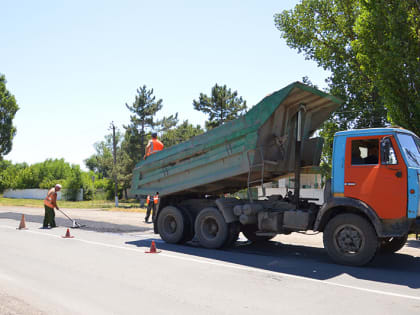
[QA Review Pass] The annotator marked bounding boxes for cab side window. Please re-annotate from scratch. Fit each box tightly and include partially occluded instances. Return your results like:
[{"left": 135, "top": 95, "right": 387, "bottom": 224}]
[{"left": 351, "top": 139, "right": 379, "bottom": 165}]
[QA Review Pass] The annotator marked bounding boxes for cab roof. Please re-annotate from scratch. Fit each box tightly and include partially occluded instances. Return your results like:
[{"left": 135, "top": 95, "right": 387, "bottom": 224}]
[{"left": 335, "top": 128, "right": 418, "bottom": 138}]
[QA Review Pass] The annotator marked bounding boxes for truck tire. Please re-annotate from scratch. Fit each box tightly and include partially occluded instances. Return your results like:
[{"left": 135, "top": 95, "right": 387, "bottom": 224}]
[
  {"left": 195, "top": 207, "right": 228, "bottom": 249},
  {"left": 323, "top": 213, "right": 378, "bottom": 266},
  {"left": 379, "top": 235, "right": 408, "bottom": 253},
  {"left": 242, "top": 225, "right": 275, "bottom": 243},
  {"left": 157, "top": 206, "right": 185, "bottom": 244},
  {"left": 224, "top": 222, "right": 240, "bottom": 248}
]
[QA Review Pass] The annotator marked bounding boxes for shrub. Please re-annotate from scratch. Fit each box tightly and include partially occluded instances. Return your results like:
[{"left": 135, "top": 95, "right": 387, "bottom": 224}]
[{"left": 64, "top": 166, "right": 83, "bottom": 201}]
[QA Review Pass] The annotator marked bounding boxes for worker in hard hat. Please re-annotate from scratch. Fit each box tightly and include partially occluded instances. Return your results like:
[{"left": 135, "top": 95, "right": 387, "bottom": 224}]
[
  {"left": 43, "top": 184, "right": 61, "bottom": 228},
  {"left": 144, "top": 132, "right": 164, "bottom": 160}
]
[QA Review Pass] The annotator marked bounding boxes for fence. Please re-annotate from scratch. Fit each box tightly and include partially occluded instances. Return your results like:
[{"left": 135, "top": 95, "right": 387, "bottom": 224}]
[{"left": 3, "top": 189, "right": 83, "bottom": 201}]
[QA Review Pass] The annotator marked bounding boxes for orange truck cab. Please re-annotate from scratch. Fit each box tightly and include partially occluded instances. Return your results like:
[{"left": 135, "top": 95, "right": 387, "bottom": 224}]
[{"left": 313, "top": 128, "right": 420, "bottom": 265}]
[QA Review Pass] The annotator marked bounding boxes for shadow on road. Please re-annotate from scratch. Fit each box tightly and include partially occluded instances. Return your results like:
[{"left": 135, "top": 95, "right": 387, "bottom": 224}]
[
  {"left": 126, "top": 237, "right": 420, "bottom": 289},
  {"left": 407, "top": 239, "right": 420, "bottom": 249},
  {"left": 0, "top": 212, "right": 151, "bottom": 233}
]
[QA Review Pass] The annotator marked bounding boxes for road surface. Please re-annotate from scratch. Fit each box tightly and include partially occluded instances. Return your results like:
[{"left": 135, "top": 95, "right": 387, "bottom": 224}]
[{"left": 0, "top": 206, "right": 419, "bottom": 314}]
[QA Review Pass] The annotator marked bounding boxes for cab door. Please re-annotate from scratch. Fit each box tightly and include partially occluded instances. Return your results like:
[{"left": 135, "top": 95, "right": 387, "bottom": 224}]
[{"left": 344, "top": 135, "right": 407, "bottom": 219}]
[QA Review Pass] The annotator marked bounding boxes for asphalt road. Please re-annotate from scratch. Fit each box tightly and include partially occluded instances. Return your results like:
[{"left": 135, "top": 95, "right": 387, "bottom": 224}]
[{"left": 0, "top": 206, "right": 420, "bottom": 314}]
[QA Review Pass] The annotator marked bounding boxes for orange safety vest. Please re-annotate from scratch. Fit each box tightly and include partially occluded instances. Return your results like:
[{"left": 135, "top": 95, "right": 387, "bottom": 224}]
[
  {"left": 44, "top": 188, "right": 57, "bottom": 208},
  {"left": 146, "top": 139, "right": 164, "bottom": 157},
  {"left": 153, "top": 195, "right": 159, "bottom": 204},
  {"left": 146, "top": 195, "right": 150, "bottom": 206}
]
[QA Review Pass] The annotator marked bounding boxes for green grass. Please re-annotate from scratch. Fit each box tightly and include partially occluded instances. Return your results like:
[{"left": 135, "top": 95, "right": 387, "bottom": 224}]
[{"left": 0, "top": 197, "right": 145, "bottom": 212}]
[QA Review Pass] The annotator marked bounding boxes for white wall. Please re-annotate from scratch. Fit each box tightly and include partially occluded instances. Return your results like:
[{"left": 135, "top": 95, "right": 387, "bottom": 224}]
[{"left": 3, "top": 189, "right": 83, "bottom": 201}]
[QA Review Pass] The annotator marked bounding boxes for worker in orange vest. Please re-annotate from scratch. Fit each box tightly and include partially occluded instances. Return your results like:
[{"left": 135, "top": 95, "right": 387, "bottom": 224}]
[
  {"left": 152, "top": 192, "right": 159, "bottom": 222},
  {"left": 144, "top": 195, "right": 153, "bottom": 223},
  {"left": 144, "top": 132, "right": 164, "bottom": 160},
  {"left": 43, "top": 184, "right": 61, "bottom": 228}
]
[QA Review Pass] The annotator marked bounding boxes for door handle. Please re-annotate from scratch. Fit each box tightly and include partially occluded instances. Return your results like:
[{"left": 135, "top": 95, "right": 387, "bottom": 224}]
[{"left": 344, "top": 182, "right": 357, "bottom": 186}]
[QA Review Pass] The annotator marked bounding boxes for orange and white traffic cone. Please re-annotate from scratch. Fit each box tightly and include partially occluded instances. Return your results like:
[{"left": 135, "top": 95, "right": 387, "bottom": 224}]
[
  {"left": 145, "top": 240, "right": 160, "bottom": 253},
  {"left": 62, "top": 228, "right": 74, "bottom": 238},
  {"left": 16, "top": 214, "right": 28, "bottom": 230}
]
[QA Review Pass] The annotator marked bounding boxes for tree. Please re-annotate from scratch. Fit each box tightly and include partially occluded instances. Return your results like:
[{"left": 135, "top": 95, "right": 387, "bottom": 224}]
[
  {"left": 319, "top": 120, "right": 340, "bottom": 179},
  {"left": 161, "top": 120, "right": 204, "bottom": 148},
  {"left": 156, "top": 113, "right": 179, "bottom": 133},
  {"left": 193, "top": 84, "right": 247, "bottom": 130},
  {"left": 124, "top": 85, "right": 163, "bottom": 162},
  {"left": 84, "top": 133, "right": 120, "bottom": 178},
  {"left": 64, "top": 165, "right": 83, "bottom": 201},
  {"left": 0, "top": 74, "right": 19, "bottom": 158},
  {"left": 354, "top": 0, "right": 420, "bottom": 135},
  {"left": 274, "top": 0, "right": 388, "bottom": 131},
  {"left": 118, "top": 86, "right": 164, "bottom": 198},
  {"left": 84, "top": 131, "right": 132, "bottom": 198}
]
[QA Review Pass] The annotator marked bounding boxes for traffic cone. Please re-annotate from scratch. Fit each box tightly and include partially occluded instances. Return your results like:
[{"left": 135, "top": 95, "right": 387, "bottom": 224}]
[
  {"left": 16, "top": 214, "right": 28, "bottom": 230},
  {"left": 145, "top": 240, "right": 160, "bottom": 253},
  {"left": 62, "top": 228, "right": 74, "bottom": 238}
]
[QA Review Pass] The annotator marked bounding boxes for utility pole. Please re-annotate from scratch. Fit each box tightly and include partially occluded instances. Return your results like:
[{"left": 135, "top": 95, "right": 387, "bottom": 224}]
[{"left": 110, "top": 121, "right": 118, "bottom": 207}]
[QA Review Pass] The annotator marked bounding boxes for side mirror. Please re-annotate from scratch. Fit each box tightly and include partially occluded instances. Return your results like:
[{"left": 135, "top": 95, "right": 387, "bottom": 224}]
[
  {"left": 380, "top": 137, "right": 392, "bottom": 164},
  {"left": 381, "top": 137, "right": 398, "bottom": 165}
]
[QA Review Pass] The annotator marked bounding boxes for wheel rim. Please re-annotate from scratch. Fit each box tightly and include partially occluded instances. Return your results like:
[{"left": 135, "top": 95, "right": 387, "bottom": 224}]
[
  {"left": 202, "top": 217, "right": 219, "bottom": 240},
  {"left": 334, "top": 224, "right": 364, "bottom": 255},
  {"left": 163, "top": 215, "right": 177, "bottom": 234}
]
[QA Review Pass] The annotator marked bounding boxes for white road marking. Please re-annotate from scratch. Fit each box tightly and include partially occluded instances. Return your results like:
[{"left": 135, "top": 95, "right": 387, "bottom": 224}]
[{"left": 2, "top": 223, "right": 420, "bottom": 301}]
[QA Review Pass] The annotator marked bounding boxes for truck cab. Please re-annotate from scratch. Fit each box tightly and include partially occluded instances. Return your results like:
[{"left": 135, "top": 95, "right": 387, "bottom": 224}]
[{"left": 314, "top": 128, "right": 420, "bottom": 264}]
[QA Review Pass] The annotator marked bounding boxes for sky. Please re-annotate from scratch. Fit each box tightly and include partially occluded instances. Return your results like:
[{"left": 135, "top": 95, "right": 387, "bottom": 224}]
[{"left": 1, "top": 0, "right": 330, "bottom": 169}]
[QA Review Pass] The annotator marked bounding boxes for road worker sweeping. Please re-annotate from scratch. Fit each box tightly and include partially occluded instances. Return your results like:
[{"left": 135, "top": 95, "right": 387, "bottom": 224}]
[
  {"left": 43, "top": 184, "right": 61, "bottom": 228},
  {"left": 144, "top": 132, "right": 164, "bottom": 160}
]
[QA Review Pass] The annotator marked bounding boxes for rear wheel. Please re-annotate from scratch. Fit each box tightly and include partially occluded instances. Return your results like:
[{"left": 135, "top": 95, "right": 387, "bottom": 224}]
[
  {"left": 195, "top": 207, "right": 228, "bottom": 249},
  {"left": 323, "top": 213, "right": 378, "bottom": 266},
  {"left": 242, "top": 225, "right": 275, "bottom": 242},
  {"left": 157, "top": 206, "right": 185, "bottom": 244},
  {"left": 380, "top": 235, "right": 408, "bottom": 253}
]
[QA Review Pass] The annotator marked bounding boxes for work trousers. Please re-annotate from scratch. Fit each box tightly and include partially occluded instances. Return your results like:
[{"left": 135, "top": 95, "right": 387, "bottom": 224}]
[
  {"left": 145, "top": 203, "right": 153, "bottom": 222},
  {"left": 43, "top": 205, "right": 56, "bottom": 228}
]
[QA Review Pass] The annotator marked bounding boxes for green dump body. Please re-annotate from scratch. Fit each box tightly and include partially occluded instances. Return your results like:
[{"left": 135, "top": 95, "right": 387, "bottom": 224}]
[{"left": 131, "top": 82, "right": 342, "bottom": 197}]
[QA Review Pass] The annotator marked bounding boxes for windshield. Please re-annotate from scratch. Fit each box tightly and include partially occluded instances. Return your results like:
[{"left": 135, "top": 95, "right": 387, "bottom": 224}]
[{"left": 397, "top": 133, "right": 420, "bottom": 168}]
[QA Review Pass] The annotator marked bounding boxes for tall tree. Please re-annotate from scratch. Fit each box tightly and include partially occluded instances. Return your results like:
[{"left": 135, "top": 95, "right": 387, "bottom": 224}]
[
  {"left": 0, "top": 74, "right": 19, "bottom": 158},
  {"left": 193, "top": 84, "right": 247, "bottom": 130},
  {"left": 120, "top": 86, "right": 163, "bottom": 196},
  {"left": 274, "top": 0, "right": 388, "bottom": 130},
  {"left": 354, "top": 0, "right": 420, "bottom": 135},
  {"left": 124, "top": 85, "right": 163, "bottom": 163}
]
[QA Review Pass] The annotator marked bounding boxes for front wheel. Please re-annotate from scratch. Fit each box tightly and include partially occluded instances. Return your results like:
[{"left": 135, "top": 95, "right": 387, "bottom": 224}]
[
  {"left": 323, "top": 213, "right": 378, "bottom": 266},
  {"left": 380, "top": 235, "right": 408, "bottom": 253}
]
